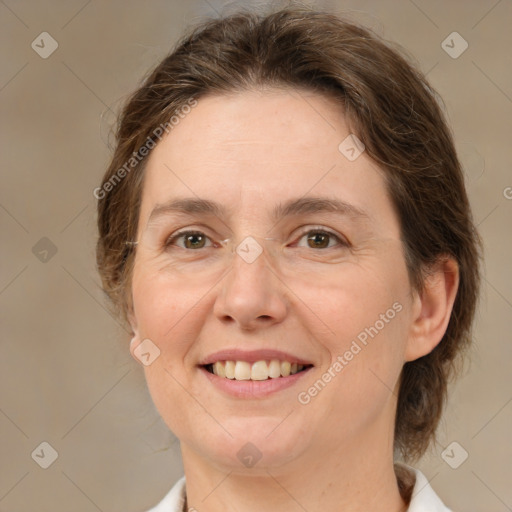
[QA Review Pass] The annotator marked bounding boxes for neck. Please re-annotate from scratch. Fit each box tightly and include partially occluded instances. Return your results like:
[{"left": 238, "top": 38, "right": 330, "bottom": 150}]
[{"left": 180, "top": 427, "right": 408, "bottom": 512}]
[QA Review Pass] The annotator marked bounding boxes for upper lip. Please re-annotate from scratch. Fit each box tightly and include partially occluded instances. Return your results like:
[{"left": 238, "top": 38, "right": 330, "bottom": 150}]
[{"left": 198, "top": 349, "right": 314, "bottom": 366}]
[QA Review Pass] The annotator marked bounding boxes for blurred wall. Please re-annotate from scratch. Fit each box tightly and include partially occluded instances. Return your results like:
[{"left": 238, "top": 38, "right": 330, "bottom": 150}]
[{"left": 1, "top": 0, "right": 511, "bottom": 510}]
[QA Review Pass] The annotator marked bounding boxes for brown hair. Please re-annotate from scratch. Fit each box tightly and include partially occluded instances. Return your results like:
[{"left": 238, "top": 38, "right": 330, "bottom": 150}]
[{"left": 96, "top": 3, "right": 481, "bottom": 462}]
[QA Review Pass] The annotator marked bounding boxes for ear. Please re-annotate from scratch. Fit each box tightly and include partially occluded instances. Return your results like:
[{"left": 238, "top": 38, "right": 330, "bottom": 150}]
[
  {"left": 405, "top": 256, "right": 459, "bottom": 362},
  {"left": 127, "top": 309, "right": 142, "bottom": 360}
]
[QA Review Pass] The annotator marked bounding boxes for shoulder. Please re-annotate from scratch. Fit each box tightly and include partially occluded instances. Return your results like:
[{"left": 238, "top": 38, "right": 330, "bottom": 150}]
[
  {"left": 144, "top": 475, "right": 186, "bottom": 512},
  {"left": 396, "top": 463, "right": 453, "bottom": 512}
]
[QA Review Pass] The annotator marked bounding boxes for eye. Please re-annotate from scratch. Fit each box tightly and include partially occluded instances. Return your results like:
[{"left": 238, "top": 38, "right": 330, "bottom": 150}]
[
  {"left": 164, "top": 227, "right": 348, "bottom": 251},
  {"left": 295, "top": 228, "right": 348, "bottom": 249},
  {"left": 165, "top": 230, "right": 213, "bottom": 250}
]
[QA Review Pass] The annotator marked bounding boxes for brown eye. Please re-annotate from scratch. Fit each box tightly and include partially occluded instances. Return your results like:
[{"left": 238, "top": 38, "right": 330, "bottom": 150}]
[
  {"left": 183, "top": 233, "right": 207, "bottom": 249},
  {"left": 306, "top": 232, "right": 331, "bottom": 249},
  {"left": 296, "top": 229, "right": 346, "bottom": 250},
  {"left": 165, "top": 230, "right": 212, "bottom": 250}
]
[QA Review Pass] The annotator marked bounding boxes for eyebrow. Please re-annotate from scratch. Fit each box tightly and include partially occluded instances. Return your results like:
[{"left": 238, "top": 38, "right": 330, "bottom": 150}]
[{"left": 146, "top": 196, "right": 370, "bottom": 227}]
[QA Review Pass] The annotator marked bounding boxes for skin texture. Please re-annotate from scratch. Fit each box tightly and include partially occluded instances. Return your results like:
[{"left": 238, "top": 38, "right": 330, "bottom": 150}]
[{"left": 129, "top": 89, "right": 459, "bottom": 512}]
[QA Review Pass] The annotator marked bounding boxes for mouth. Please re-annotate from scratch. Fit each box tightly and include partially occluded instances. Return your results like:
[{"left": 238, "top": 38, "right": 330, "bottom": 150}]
[
  {"left": 202, "top": 359, "right": 313, "bottom": 381},
  {"left": 197, "top": 349, "right": 314, "bottom": 397}
]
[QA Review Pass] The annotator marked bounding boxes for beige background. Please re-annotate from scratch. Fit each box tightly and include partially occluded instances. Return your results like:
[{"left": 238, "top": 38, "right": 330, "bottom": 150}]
[{"left": 1, "top": 0, "right": 511, "bottom": 510}]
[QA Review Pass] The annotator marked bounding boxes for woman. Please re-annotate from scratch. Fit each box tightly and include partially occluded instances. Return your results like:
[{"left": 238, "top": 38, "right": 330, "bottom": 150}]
[{"left": 96, "top": 5, "right": 481, "bottom": 511}]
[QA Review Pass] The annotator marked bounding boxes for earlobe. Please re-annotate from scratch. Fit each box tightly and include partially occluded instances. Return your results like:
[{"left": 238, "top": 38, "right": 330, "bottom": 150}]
[
  {"left": 129, "top": 331, "right": 145, "bottom": 361},
  {"left": 127, "top": 310, "right": 141, "bottom": 359},
  {"left": 405, "top": 257, "right": 459, "bottom": 362}
]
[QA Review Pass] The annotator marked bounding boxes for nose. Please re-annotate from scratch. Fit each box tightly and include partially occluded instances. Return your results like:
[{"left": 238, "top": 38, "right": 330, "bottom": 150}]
[{"left": 213, "top": 244, "right": 288, "bottom": 331}]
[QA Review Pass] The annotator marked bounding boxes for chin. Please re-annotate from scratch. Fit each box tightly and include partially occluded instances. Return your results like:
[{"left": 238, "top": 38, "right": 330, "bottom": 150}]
[{"left": 185, "top": 415, "right": 312, "bottom": 473}]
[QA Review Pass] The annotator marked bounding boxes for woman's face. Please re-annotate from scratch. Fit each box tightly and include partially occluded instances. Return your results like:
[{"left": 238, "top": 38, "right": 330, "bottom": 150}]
[{"left": 130, "top": 89, "right": 419, "bottom": 472}]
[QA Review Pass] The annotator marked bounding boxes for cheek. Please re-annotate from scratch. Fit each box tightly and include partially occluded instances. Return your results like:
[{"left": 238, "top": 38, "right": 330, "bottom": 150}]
[
  {"left": 130, "top": 264, "right": 207, "bottom": 378},
  {"left": 297, "top": 254, "right": 409, "bottom": 343},
  {"left": 297, "top": 257, "right": 410, "bottom": 406},
  {"left": 130, "top": 267, "right": 211, "bottom": 436},
  {"left": 131, "top": 262, "right": 198, "bottom": 337}
]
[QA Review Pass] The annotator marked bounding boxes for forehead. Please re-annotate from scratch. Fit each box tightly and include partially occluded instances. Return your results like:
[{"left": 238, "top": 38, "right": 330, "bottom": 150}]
[
  {"left": 138, "top": 89, "right": 399, "bottom": 237},
  {"left": 160, "top": 88, "right": 348, "bottom": 160}
]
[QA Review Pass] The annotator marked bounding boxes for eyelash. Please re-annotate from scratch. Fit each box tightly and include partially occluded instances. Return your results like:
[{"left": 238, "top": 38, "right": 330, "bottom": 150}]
[{"left": 163, "top": 227, "right": 349, "bottom": 250}]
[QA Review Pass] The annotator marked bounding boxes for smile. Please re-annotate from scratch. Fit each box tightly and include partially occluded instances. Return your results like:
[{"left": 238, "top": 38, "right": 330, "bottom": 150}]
[{"left": 204, "top": 360, "right": 312, "bottom": 380}]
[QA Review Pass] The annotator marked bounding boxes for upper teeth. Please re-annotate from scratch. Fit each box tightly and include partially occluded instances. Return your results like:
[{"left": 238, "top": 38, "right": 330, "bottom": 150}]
[{"left": 211, "top": 360, "right": 305, "bottom": 380}]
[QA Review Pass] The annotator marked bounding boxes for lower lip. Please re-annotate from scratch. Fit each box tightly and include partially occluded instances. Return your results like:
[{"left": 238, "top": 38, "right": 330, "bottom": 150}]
[{"left": 199, "top": 366, "right": 313, "bottom": 399}]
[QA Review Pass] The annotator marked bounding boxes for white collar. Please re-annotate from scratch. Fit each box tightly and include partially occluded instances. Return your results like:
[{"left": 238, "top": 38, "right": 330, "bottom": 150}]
[
  {"left": 406, "top": 465, "right": 453, "bottom": 512},
  {"left": 146, "top": 466, "right": 452, "bottom": 511}
]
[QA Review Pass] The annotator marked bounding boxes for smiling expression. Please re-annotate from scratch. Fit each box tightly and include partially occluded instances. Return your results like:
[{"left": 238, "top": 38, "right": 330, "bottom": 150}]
[{"left": 129, "top": 88, "right": 417, "bottom": 472}]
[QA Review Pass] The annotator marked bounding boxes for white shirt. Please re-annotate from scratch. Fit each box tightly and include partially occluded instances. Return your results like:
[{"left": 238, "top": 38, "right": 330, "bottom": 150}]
[{"left": 146, "top": 466, "right": 452, "bottom": 512}]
